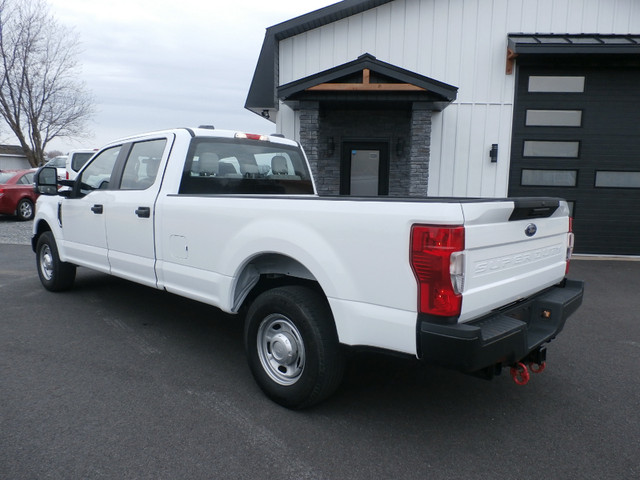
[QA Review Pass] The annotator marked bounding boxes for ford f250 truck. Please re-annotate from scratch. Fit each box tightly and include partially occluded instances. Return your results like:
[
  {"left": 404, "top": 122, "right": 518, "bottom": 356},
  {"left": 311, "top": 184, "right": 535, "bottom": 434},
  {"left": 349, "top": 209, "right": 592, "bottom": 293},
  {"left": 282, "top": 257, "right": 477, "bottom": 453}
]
[{"left": 33, "top": 127, "right": 584, "bottom": 408}]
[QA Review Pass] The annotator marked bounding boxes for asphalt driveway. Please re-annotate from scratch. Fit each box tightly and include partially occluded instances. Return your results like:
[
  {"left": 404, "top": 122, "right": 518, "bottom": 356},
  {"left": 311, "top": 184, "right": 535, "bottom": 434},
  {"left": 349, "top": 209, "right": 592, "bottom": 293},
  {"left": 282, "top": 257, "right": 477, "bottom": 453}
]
[{"left": 1, "top": 220, "right": 639, "bottom": 479}]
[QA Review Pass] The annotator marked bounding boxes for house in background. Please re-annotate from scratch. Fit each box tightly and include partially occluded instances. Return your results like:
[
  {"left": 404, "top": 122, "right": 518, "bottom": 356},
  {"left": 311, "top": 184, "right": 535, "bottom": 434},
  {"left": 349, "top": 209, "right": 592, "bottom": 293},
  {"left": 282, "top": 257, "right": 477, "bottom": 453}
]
[
  {"left": 0, "top": 145, "right": 29, "bottom": 170},
  {"left": 245, "top": 0, "right": 640, "bottom": 255}
]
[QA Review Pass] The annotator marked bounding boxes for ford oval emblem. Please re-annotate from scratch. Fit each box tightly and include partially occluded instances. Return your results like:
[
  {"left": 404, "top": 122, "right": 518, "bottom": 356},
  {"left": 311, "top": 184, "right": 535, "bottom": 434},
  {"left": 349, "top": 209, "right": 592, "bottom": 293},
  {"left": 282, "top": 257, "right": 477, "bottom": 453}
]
[{"left": 525, "top": 223, "right": 538, "bottom": 237}]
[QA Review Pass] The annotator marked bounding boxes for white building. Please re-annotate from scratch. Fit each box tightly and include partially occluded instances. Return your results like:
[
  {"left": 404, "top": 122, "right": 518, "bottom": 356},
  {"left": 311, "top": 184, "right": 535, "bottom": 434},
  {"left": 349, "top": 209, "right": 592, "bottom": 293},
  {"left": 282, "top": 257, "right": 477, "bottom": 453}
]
[
  {"left": 0, "top": 145, "right": 29, "bottom": 170},
  {"left": 246, "top": 0, "right": 640, "bottom": 255}
]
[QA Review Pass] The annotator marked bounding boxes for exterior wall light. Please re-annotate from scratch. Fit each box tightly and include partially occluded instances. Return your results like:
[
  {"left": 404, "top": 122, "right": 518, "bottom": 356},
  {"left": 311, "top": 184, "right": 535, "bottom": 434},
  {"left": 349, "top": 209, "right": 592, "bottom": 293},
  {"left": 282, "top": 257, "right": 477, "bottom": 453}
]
[
  {"left": 327, "top": 137, "right": 335, "bottom": 156},
  {"left": 490, "top": 144, "right": 498, "bottom": 163},
  {"left": 396, "top": 138, "right": 405, "bottom": 157}
]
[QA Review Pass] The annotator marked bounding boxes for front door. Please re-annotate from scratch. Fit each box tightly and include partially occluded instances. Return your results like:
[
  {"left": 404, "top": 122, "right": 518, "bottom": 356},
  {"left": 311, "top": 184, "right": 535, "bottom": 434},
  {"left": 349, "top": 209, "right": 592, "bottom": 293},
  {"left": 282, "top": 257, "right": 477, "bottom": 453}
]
[
  {"left": 61, "top": 145, "right": 123, "bottom": 273},
  {"left": 340, "top": 142, "right": 389, "bottom": 196}
]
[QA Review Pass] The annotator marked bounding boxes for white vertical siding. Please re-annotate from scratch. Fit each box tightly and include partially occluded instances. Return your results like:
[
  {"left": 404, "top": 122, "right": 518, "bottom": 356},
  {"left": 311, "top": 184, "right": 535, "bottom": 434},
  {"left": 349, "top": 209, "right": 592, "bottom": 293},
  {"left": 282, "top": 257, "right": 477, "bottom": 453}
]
[{"left": 277, "top": 0, "right": 640, "bottom": 197}]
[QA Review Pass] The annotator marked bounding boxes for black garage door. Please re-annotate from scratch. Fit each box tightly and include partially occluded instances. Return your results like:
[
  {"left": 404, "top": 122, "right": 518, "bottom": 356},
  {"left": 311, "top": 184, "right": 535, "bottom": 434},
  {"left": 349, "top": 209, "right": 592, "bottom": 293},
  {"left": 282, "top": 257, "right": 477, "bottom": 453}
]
[{"left": 509, "top": 61, "right": 640, "bottom": 255}]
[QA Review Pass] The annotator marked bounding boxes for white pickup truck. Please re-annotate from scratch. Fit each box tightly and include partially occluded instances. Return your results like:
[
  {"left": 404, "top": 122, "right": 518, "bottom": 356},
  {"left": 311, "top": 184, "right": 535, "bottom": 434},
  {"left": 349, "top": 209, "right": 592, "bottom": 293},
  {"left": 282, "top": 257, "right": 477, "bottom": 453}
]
[{"left": 33, "top": 127, "right": 583, "bottom": 408}]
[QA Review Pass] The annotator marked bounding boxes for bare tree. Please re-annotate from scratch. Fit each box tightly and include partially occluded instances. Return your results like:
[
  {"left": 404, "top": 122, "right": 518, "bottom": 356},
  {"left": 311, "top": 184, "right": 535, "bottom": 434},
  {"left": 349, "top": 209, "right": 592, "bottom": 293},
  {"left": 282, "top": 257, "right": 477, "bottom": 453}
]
[{"left": 0, "top": 0, "right": 93, "bottom": 167}]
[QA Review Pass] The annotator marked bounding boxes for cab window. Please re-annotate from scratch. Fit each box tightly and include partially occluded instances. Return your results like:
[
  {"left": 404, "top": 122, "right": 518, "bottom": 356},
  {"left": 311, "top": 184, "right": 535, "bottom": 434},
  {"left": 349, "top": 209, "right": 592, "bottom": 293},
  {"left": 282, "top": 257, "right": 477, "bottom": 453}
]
[
  {"left": 120, "top": 139, "right": 167, "bottom": 190},
  {"left": 78, "top": 146, "right": 121, "bottom": 195},
  {"left": 179, "top": 138, "right": 314, "bottom": 195}
]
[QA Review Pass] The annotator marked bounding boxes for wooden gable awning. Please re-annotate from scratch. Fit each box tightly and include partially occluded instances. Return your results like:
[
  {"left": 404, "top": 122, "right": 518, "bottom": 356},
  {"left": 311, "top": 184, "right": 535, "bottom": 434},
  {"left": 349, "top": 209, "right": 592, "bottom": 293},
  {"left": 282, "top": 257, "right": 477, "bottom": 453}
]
[
  {"left": 307, "top": 68, "right": 427, "bottom": 92},
  {"left": 278, "top": 53, "right": 457, "bottom": 110}
]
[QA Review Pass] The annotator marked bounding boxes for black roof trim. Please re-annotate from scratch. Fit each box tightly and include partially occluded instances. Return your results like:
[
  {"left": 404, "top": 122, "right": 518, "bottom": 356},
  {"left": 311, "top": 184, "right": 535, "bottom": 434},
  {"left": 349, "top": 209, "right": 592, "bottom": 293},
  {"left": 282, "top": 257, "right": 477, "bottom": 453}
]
[
  {"left": 270, "top": 0, "right": 394, "bottom": 41},
  {"left": 508, "top": 33, "right": 640, "bottom": 55},
  {"left": 278, "top": 53, "right": 458, "bottom": 103},
  {"left": 245, "top": 0, "right": 395, "bottom": 112}
]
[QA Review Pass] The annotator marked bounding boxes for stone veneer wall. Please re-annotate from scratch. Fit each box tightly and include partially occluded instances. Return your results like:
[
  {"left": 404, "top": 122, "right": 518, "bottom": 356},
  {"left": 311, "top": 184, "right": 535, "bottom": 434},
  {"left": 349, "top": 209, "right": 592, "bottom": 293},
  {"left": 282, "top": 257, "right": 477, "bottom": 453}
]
[
  {"left": 296, "top": 101, "right": 432, "bottom": 197},
  {"left": 408, "top": 104, "right": 432, "bottom": 197}
]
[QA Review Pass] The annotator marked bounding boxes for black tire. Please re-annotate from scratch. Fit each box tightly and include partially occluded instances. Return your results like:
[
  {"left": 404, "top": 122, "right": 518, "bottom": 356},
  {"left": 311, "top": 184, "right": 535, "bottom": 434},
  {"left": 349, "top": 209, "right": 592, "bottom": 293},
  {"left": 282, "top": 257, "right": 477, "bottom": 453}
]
[
  {"left": 16, "top": 198, "right": 34, "bottom": 221},
  {"left": 36, "top": 231, "right": 76, "bottom": 292},
  {"left": 244, "top": 286, "right": 344, "bottom": 409}
]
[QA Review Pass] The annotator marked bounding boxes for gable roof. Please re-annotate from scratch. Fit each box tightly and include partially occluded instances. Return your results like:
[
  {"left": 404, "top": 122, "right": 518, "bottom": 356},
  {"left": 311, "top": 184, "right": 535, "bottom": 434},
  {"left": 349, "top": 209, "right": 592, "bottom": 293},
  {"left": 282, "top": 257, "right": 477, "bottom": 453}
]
[
  {"left": 245, "top": 0, "right": 395, "bottom": 114},
  {"left": 0, "top": 145, "right": 26, "bottom": 156},
  {"left": 278, "top": 53, "right": 457, "bottom": 110}
]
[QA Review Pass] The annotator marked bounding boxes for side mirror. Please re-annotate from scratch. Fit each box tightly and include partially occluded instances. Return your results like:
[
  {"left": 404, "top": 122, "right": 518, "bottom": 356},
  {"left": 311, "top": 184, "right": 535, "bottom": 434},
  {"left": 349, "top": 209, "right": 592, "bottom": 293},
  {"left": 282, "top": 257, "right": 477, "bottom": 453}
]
[{"left": 35, "top": 167, "right": 59, "bottom": 195}]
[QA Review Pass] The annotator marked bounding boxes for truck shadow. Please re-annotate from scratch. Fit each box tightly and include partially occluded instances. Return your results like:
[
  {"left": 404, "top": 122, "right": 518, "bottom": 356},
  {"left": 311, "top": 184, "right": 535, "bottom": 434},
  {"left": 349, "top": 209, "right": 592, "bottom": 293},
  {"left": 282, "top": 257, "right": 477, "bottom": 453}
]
[{"left": 68, "top": 267, "right": 566, "bottom": 420}]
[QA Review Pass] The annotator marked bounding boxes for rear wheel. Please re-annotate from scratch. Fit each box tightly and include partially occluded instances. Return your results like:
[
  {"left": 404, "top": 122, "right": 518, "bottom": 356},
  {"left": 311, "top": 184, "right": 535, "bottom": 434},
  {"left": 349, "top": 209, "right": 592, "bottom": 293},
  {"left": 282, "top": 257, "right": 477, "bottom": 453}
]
[
  {"left": 36, "top": 231, "right": 76, "bottom": 291},
  {"left": 16, "top": 198, "right": 34, "bottom": 221},
  {"left": 244, "top": 286, "right": 344, "bottom": 409}
]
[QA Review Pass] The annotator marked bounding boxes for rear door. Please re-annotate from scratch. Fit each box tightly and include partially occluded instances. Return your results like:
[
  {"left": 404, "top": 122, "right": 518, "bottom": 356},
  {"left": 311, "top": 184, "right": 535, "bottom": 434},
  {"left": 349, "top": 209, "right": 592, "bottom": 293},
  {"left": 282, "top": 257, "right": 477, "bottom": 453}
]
[{"left": 104, "top": 136, "right": 171, "bottom": 287}]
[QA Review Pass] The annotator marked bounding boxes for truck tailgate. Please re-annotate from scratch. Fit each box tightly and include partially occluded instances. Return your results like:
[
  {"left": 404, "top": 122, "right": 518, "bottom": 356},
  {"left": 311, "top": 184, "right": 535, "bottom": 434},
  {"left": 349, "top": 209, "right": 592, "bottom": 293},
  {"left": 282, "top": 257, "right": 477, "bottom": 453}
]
[{"left": 460, "top": 198, "right": 571, "bottom": 323}]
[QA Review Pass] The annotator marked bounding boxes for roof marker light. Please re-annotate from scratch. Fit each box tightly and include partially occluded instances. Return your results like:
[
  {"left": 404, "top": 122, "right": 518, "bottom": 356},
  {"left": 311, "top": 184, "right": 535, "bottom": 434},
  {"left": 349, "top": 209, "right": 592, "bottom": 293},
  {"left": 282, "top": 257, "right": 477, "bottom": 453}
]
[{"left": 235, "top": 133, "right": 268, "bottom": 141}]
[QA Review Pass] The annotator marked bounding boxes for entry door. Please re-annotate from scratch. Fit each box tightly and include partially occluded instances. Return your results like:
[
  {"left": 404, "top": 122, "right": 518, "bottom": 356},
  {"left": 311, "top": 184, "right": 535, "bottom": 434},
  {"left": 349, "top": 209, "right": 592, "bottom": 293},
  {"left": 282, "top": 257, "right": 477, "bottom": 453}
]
[{"left": 340, "top": 142, "right": 389, "bottom": 196}]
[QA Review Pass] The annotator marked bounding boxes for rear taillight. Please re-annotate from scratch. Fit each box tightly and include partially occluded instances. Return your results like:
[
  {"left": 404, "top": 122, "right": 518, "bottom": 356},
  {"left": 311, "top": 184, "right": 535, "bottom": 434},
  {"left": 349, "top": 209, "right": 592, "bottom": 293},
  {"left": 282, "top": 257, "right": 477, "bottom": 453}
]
[
  {"left": 566, "top": 217, "right": 574, "bottom": 274},
  {"left": 410, "top": 225, "right": 465, "bottom": 318}
]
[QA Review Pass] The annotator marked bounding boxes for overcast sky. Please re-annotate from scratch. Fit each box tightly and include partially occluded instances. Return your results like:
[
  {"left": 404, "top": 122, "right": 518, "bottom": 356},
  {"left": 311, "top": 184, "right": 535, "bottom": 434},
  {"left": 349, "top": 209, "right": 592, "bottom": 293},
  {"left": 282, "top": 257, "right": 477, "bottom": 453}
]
[{"left": 40, "top": 0, "right": 337, "bottom": 154}]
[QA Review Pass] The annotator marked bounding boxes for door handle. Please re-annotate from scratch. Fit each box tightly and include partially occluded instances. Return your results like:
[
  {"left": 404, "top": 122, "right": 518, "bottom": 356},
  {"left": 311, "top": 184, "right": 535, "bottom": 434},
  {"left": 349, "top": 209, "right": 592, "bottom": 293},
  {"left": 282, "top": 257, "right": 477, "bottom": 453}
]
[
  {"left": 91, "top": 204, "right": 103, "bottom": 214},
  {"left": 135, "top": 206, "right": 151, "bottom": 218}
]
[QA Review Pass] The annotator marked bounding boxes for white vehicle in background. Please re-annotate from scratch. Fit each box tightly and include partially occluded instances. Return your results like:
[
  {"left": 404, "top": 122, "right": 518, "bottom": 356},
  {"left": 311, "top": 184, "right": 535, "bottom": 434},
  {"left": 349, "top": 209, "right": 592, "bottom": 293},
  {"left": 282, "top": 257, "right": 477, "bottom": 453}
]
[
  {"left": 65, "top": 149, "right": 97, "bottom": 180},
  {"left": 43, "top": 156, "right": 68, "bottom": 180}
]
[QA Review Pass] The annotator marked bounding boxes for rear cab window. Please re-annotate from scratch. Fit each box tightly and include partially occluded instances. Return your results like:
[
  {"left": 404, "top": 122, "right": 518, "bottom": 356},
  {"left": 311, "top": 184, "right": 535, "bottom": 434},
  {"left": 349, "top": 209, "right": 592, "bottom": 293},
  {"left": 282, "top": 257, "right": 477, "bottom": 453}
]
[
  {"left": 70, "top": 152, "right": 94, "bottom": 172},
  {"left": 178, "top": 137, "right": 314, "bottom": 195}
]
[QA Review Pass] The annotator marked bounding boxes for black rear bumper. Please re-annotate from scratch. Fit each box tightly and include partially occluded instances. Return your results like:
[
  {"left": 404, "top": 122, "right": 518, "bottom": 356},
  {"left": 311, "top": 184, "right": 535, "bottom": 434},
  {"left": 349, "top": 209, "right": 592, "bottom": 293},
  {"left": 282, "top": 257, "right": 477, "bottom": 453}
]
[{"left": 418, "top": 279, "right": 584, "bottom": 372}]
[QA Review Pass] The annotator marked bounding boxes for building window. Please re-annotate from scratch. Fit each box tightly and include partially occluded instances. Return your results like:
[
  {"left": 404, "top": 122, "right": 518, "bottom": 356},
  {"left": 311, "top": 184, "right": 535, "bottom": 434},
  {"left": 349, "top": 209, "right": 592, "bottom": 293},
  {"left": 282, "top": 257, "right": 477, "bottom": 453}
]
[
  {"left": 528, "top": 76, "right": 585, "bottom": 93},
  {"left": 595, "top": 171, "right": 640, "bottom": 188},
  {"left": 521, "top": 169, "right": 578, "bottom": 187},
  {"left": 525, "top": 110, "right": 582, "bottom": 127},
  {"left": 523, "top": 140, "right": 580, "bottom": 158}
]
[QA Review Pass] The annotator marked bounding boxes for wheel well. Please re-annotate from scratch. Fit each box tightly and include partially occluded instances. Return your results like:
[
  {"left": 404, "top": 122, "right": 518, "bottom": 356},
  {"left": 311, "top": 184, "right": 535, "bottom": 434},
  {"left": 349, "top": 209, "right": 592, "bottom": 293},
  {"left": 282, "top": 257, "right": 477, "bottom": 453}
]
[
  {"left": 31, "top": 220, "right": 52, "bottom": 252},
  {"left": 233, "top": 253, "right": 326, "bottom": 313}
]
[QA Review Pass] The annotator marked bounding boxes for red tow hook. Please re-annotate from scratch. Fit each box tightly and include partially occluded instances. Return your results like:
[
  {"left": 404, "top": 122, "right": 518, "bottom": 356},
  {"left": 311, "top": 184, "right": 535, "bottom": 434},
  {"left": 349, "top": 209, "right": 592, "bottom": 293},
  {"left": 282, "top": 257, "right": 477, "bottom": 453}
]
[
  {"left": 510, "top": 362, "right": 530, "bottom": 385},
  {"left": 529, "top": 361, "right": 546, "bottom": 374}
]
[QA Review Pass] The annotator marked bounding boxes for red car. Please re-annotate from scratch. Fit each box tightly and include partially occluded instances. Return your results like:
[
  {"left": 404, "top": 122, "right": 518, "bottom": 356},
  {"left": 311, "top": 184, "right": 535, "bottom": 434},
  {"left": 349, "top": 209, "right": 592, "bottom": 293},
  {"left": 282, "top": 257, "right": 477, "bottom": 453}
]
[{"left": 0, "top": 169, "right": 39, "bottom": 220}]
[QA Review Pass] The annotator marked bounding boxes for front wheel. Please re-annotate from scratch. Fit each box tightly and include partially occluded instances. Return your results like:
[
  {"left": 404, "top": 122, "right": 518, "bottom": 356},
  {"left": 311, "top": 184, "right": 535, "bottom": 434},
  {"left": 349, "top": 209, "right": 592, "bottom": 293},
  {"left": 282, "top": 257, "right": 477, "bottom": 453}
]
[
  {"left": 36, "top": 231, "right": 76, "bottom": 292},
  {"left": 244, "top": 286, "right": 344, "bottom": 409}
]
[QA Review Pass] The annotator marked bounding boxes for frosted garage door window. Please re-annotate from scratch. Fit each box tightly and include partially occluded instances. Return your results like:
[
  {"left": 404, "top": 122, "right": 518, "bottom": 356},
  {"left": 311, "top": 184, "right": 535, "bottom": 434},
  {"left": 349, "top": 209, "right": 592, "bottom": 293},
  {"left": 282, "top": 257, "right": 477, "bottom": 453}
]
[
  {"left": 522, "top": 170, "right": 577, "bottom": 187},
  {"left": 595, "top": 171, "right": 640, "bottom": 188},
  {"left": 523, "top": 141, "right": 579, "bottom": 158},
  {"left": 528, "top": 76, "right": 585, "bottom": 92},
  {"left": 526, "top": 110, "right": 582, "bottom": 127}
]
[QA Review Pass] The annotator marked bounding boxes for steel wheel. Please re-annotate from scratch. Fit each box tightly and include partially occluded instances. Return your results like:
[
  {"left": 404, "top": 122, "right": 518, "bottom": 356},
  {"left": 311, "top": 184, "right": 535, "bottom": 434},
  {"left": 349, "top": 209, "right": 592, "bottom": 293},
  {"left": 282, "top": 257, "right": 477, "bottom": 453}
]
[
  {"left": 35, "top": 231, "right": 76, "bottom": 291},
  {"left": 257, "top": 314, "right": 306, "bottom": 386},
  {"left": 39, "top": 243, "right": 55, "bottom": 281},
  {"left": 244, "top": 286, "right": 344, "bottom": 409}
]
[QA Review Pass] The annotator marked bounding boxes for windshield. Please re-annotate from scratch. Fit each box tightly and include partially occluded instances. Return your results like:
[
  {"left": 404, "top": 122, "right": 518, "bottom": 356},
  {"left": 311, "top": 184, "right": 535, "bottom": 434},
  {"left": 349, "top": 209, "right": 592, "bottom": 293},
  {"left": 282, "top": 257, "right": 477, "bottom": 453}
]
[
  {"left": 45, "top": 156, "right": 67, "bottom": 168},
  {"left": 179, "top": 138, "right": 314, "bottom": 195}
]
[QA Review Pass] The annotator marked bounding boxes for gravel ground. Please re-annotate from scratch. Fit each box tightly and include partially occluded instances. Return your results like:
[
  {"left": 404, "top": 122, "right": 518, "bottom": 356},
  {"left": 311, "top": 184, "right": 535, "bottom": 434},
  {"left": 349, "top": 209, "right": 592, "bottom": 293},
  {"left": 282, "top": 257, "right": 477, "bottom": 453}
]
[{"left": 0, "top": 217, "right": 33, "bottom": 246}]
